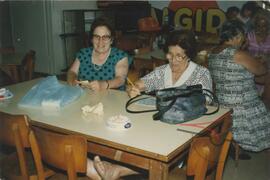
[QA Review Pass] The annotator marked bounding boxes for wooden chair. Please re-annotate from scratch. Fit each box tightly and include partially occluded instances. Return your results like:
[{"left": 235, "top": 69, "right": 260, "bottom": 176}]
[
  {"left": 0, "top": 112, "right": 40, "bottom": 179},
  {"left": 186, "top": 138, "right": 210, "bottom": 180},
  {"left": 19, "top": 50, "right": 36, "bottom": 81},
  {"left": 29, "top": 126, "right": 89, "bottom": 180},
  {"left": 170, "top": 131, "right": 233, "bottom": 180},
  {"left": 0, "top": 50, "right": 35, "bottom": 83}
]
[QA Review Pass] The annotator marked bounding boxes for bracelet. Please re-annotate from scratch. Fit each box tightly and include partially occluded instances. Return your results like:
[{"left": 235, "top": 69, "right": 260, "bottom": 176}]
[{"left": 106, "top": 80, "right": 110, "bottom": 89}]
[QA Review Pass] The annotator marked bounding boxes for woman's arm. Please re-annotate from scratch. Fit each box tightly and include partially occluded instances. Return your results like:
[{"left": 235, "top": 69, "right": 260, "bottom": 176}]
[
  {"left": 67, "top": 59, "right": 80, "bottom": 85},
  {"left": 89, "top": 57, "right": 129, "bottom": 91},
  {"left": 110, "top": 57, "right": 129, "bottom": 88},
  {"left": 234, "top": 50, "right": 267, "bottom": 76}
]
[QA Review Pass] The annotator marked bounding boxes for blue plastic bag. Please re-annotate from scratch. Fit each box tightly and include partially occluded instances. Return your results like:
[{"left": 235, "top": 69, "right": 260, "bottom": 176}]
[{"left": 18, "top": 76, "right": 84, "bottom": 109}]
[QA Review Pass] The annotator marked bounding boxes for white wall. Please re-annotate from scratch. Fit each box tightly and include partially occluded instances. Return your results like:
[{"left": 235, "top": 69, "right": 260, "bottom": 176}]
[
  {"left": 7, "top": 1, "right": 97, "bottom": 74},
  {"left": 50, "top": 1, "right": 97, "bottom": 74}
]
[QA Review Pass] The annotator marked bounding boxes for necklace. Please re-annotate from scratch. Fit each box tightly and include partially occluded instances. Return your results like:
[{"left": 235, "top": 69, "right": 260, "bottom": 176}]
[
  {"left": 93, "top": 64, "right": 103, "bottom": 71},
  {"left": 91, "top": 48, "right": 111, "bottom": 71}
]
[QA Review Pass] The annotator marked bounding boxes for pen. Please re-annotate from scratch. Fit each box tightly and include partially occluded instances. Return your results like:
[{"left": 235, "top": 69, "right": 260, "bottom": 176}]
[{"left": 127, "top": 78, "right": 135, "bottom": 87}]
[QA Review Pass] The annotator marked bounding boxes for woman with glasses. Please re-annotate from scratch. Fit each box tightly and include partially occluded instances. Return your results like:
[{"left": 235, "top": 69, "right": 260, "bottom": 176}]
[
  {"left": 67, "top": 17, "right": 139, "bottom": 180},
  {"left": 67, "top": 17, "right": 130, "bottom": 91},
  {"left": 208, "top": 20, "right": 270, "bottom": 153},
  {"left": 127, "top": 29, "right": 212, "bottom": 98}
]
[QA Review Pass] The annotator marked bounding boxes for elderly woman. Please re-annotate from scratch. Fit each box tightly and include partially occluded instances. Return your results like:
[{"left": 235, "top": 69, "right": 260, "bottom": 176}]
[
  {"left": 208, "top": 20, "right": 270, "bottom": 152},
  {"left": 247, "top": 10, "right": 270, "bottom": 108},
  {"left": 67, "top": 17, "right": 130, "bottom": 91},
  {"left": 127, "top": 30, "right": 212, "bottom": 98}
]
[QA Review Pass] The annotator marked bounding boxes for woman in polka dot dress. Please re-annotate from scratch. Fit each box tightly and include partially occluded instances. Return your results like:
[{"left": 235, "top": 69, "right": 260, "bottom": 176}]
[{"left": 67, "top": 17, "right": 131, "bottom": 91}]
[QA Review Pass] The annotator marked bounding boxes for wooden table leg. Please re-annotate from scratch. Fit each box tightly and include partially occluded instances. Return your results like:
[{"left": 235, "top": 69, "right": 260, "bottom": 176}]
[{"left": 149, "top": 160, "right": 168, "bottom": 180}]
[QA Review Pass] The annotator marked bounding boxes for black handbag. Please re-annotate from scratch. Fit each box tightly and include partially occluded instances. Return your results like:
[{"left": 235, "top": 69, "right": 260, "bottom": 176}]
[{"left": 126, "top": 84, "right": 219, "bottom": 124}]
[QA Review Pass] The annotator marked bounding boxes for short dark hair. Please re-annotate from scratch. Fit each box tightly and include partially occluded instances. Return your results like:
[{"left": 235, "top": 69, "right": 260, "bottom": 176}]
[
  {"left": 164, "top": 30, "right": 197, "bottom": 60},
  {"left": 240, "top": 1, "right": 258, "bottom": 17},
  {"left": 226, "top": 6, "right": 240, "bottom": 19},
  {"left": 89, "top": 17, "right": 115, "bottom": 40},
  {"left": 219, "top": 19, "right": 245, "bottom": 44}
]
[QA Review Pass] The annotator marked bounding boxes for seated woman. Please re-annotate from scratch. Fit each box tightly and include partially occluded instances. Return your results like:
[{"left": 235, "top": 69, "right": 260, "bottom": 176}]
[
  {"left": 67, "top": 17, "right": 137, "bottom": 180},
  {"left": 246, "top": 9, "right": 270, "bottom": 108},
  {"left": 208, "top": 20, "right": 270, "bottom": 152},
  {"left": 127, "top": 30, "right": 212, "bottom": 98},
  {"left": 67, "top": 17, "right": 130, "bottom": 91}
]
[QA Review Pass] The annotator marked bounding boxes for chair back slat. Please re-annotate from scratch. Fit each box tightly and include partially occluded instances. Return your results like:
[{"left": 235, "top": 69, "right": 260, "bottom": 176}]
[
  {"left": 0, "top": 112, "right": 31, "bottom": 179},
  {"left": 0, "top": 112, "right": 30, "bottom": 148},
  {"left": 187, "top": 131, "right": 232, "bottom": 180},
  {"left": 31, "top": 126, "right": 87, "bottom": 174}
]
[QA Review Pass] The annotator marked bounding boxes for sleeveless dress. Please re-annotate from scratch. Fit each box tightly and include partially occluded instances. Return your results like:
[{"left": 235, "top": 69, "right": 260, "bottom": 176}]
[
  {"left": 208, "top": 47, "right": 270, "bottom": 152},
  {"left": 76, "top": 47, "right": 131, "bottom": 90}
]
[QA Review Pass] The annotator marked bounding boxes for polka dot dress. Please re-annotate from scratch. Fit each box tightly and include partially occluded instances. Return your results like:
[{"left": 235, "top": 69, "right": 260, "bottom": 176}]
[{"left": 76, "top": 47, "right": 130, "bottom": 90}]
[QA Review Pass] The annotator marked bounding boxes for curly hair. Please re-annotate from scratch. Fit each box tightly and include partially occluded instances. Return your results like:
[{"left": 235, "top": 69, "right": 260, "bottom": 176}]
[
  {"left": 219, "top": 19, "right": 245, "bottom": 44},
  {"left": 89, "top": 17, "right": 115, "bottom": 40},
  {"left": 252, "top": 9, "right": 270, "bottom": 32},
  {"left": 164, "top": 30, "right": 197, "bottom": 60}
]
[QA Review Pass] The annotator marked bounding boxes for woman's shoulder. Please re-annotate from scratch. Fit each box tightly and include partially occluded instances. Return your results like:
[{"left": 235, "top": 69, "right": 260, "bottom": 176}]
[
  {"left": 209, "top": 45, "right": 237, "bottom": 55},
  {"left": 77, "top": 47, "right": 92, "bottom": 54},
  {"left": 111, "top": 47, "right": 127, "bottom": 55},
  {"left": 192, "top": 61, "right": 209, "bottom": 73}
]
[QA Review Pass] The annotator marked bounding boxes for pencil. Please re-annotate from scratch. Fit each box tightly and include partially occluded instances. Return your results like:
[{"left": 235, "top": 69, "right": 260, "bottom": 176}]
[{"left": 127, "top": 78, "right": 135, "bottom": 87}]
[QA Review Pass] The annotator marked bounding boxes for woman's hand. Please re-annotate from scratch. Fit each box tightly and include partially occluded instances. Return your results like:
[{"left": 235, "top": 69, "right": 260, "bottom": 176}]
[
  {"left": 67, "top": 71, "right": 78, "bottom": 86},
  {"left": 127, "top": 79, "right": 146, "bottom": 98},
  {"left": 127, "top": 85, "right": 141, "bottom": 98}
]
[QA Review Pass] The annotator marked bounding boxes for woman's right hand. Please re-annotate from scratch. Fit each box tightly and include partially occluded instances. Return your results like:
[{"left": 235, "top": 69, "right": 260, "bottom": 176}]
[
  {"left": 67, "top": 70, "right": 79, "bottom": 86},
  {"left": 127, "top": 85, "right": 141, "bottom": 98}
]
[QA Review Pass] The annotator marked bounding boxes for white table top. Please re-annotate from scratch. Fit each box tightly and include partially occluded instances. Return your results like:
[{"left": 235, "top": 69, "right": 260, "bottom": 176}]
[{"left": 0, "top": 78, "right": 230, "bottom": 158}]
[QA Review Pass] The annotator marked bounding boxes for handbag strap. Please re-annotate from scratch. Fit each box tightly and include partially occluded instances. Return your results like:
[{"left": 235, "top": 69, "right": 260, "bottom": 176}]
[
  {"left": 202, "top": 88, "right": 220, "bottom": 115},
  {"left": 126, "top": 87, "right": 220, "bottom": 117},
  {"left": 125, "top": 93, "right": 158, "bottom": 113}
]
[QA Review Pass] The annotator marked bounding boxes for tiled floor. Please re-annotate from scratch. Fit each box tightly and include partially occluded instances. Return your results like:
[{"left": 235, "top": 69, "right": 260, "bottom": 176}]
[{"left": 223, "top": 151, "right": 270, "bottom": 180}]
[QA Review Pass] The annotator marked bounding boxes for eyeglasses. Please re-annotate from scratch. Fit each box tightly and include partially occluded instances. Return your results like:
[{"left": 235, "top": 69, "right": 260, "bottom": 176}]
[
  {"left": 166, "top": 53, "right": 187, "bottom": 62},
  {"left": 93, "top": 34, "right": 111, "bottom": 42}
]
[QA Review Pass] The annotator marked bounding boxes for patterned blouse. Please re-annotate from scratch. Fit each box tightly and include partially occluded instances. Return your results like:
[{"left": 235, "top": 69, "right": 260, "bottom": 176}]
[
  {"left": 76, "top": 47, "right": 131, "bottom": 90},
  {"left": 141, "top": 61, "right": 212, "bottom": 92}
]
